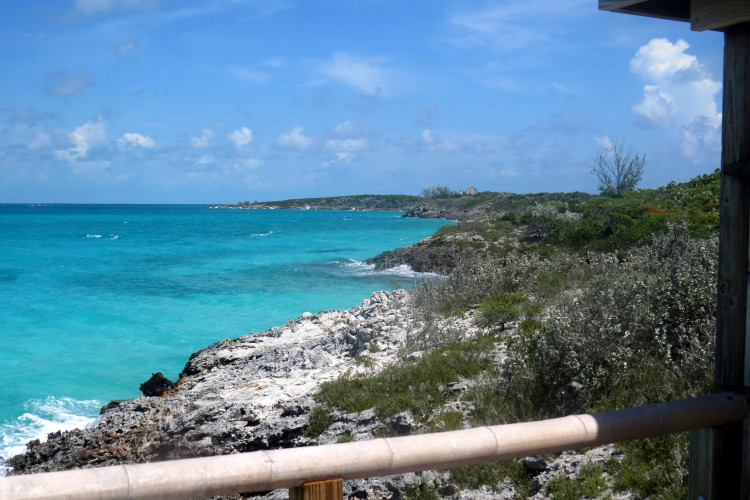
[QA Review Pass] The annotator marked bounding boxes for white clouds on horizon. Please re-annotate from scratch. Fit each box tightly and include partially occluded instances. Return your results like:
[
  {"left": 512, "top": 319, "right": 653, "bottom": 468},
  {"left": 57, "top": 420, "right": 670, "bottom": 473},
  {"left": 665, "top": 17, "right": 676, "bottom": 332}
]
[
  {"left": 190, "top": 128, "right": 215, "bottom": 148},
  {"left": 630, "top": 38, "right": 722, "bottom": 162},
  {"left": 228, "top": 127, "right": 254, "bottom": 148},
  {"left": 118, "top": 132, "right": 155, "bottom": 148},
  {"left": 275, "top": 125, "right": 314, "bottom": 150},
  {"left": 55, "top": 117, "right": 108, "bottom": 161},
  {"left": 319, "top": 52, "right": 391, "bottom": 95}
]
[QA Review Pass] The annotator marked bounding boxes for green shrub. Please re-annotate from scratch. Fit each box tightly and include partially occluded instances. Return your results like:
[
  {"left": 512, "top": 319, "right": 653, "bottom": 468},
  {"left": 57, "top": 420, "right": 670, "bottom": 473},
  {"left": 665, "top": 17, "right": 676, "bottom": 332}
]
[
  {"left": 499, "top": 224, "right": 717, "bottom": 419},
  {"left": 613, "top": 434, "right": 689, "bottom": 499},
  {"left": 427, "top": 410, "right": 464, "bottom": 432},
  {"left": 336, "top": 433, "right": 355, "bottom": 443},
  {"left": 451, "top": 461, "right": 533, "bottom": 497},
  {"left": 405, "top": 482, "right": 441, "bottom": 500},
  {"left": 316, "top": 340, "right": 492, "bottom": 422},
  {"left": 303, "top": 406, "right": 335, "bottom": 438},
  {"left": 477, "top": 292, "right": 526, "bottom": 330},
  {"left": 544, "top": 462, "right": 608, "bottom": 499}
]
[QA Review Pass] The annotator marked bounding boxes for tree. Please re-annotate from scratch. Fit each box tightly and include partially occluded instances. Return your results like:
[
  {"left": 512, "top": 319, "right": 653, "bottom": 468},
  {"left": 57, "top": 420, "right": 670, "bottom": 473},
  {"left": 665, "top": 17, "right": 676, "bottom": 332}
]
[
  {"left": 421, "top": 185, "right": 457, "bottom": 198},
  {"left": 592, "top": 140, "right": 645, "bottom": 195}
]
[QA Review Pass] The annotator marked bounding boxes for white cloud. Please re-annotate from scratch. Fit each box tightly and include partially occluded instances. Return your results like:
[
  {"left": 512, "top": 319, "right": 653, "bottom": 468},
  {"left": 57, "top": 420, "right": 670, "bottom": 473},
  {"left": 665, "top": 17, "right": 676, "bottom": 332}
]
[
  {"left": 420, "top": 129, "right": 461, "bottom": 152},
  {"left": 232, "top": 158, "right": 262, "bottom": 170},
  {"left": 630, "top": 39, "right": 701, "bottom": 82},
  {"left": 196, "top": 155, "right": 215, "bottom": 166},
  {"left": 334, "top": 120, "right": 358, "bottom": 136},
  {"left": 118, "top": 132, "right": 155, "bottom": 148},
  {"left": 228, "top": 127, "right": 254, "bottom": 148},
  {"left": 325, "top": 138, "right": 368, "bottom": 152},
  {"left": 449, "top": 0, "right": 590, "bottom": 52},
  {"left": 631, "top": 85, "right": 673, "bottom": 128},
  {"left": 55, "top": 117, "right": 108, "bottom": 161},
  {"left": 28, "top": 132, "right": 52, "bottom": 150},
  {"left": 190, "top": 128, "right": 214, "bottom": 148},
  {"left": 595, "top": 136, "right": 613, "bottom": 150},
  {"left": 275, "top": 125, "right": 314, "bottom": 150},
  {"left": 629, "top": 38, "right": 722, "bottom": 159},
  {"left": 319, "top": 52, "right": 390, "bottom": 95}
]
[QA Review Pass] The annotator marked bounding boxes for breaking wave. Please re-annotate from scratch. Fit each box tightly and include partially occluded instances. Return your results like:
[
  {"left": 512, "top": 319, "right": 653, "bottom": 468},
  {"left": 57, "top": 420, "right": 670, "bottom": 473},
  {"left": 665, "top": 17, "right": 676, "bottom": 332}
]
[{"left": 0, "top": 396, "right": 101, "bottom": 476}]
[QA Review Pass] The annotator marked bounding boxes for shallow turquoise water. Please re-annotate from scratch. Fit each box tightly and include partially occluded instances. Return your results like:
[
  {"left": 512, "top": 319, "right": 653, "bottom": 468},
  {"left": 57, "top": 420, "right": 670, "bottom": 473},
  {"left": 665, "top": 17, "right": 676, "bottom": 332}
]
[{"left": 0, "top": 204, "right": 449, "bottom": 467}]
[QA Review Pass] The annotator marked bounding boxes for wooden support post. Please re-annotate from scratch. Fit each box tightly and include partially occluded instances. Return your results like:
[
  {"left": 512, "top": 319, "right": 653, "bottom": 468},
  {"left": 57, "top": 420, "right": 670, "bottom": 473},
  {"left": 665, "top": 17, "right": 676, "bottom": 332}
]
[
  {"left": 289, "top": 478, "right": 343, "bottom": 500},
  {"left": 691, "top": 21, "right": 750, "bottom": 500}
]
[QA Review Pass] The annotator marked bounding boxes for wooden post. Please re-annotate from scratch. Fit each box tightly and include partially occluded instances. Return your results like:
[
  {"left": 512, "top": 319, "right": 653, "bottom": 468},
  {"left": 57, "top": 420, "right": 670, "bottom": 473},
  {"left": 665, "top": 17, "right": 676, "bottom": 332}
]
[
  {"left": 289, "top": 478, "right": 343, "bottom": 500},
  {"left": 691, "top": 20, "right": 750, "bottom": 500}
]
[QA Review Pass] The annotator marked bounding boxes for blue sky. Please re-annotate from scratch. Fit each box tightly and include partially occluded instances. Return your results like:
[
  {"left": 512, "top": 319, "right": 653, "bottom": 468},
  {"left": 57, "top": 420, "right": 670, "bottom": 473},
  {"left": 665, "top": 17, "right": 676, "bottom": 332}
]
[{"left": 0, "top": 1, "right": 725, "bottom": 203}]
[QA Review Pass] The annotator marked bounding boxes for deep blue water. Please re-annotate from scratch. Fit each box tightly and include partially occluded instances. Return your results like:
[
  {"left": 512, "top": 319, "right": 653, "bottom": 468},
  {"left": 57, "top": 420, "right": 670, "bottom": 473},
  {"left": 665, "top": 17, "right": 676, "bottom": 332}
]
[{"left": 0, "top": 204, "right": 449, "bottom": 470}]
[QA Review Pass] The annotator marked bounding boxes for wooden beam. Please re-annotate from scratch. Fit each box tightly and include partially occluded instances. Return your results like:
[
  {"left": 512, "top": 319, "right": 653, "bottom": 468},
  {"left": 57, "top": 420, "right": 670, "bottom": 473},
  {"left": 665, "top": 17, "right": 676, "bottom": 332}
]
[
  {"left": 1, "top": 393, "right": 746, "bottom": 500},
  {"left": 692, "top": 0, "right": 750, "bottom": 31},
  {"left": 598, "top": 0, "right": 690, "bottom": 23},
  {"left": 290, "top": 479, "right": 344, "bottom": 500},
  {"left": 691, "top": 21, "right": 750, "bottom": 500},
  {"left": 599, "top": 0, "right": 649, "bottom": 10}
]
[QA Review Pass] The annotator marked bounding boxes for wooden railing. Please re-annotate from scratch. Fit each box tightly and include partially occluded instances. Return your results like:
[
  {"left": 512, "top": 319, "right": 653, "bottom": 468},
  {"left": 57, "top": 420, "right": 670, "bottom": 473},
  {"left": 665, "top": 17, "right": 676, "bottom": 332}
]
[{"left": 0, "top": 391, "right": 745, "bottom": 500}]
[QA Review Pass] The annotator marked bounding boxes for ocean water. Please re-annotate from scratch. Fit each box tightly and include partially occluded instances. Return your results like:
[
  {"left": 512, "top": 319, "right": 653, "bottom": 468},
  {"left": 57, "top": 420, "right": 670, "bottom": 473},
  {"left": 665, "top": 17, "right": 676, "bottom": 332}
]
[{"left": 0, "top": 204, "right": 449, "bottom": 472}]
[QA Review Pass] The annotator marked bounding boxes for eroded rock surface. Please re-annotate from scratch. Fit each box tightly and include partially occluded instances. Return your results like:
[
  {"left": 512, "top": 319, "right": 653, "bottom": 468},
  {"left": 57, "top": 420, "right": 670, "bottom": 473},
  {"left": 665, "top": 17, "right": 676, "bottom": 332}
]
[{"left": 8, "top": 288, "right": 623, "bottom": 499}]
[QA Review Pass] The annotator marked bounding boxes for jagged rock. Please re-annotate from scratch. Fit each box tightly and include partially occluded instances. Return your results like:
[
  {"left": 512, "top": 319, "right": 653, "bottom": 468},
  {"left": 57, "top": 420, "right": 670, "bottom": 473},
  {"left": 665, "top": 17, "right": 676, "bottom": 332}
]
[
  {"left": 139, "top": 372, "right": 176, "bottom": 397},
  {"left": 7, "top": 288, "right": 626, "bottom": 499}
]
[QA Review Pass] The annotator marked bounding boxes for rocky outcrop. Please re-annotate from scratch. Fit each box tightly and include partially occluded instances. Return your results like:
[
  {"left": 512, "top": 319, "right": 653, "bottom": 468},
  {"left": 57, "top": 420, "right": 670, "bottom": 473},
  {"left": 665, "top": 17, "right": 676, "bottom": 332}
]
[
  {"left": 8, "top": 288, "right": 624, "bottom": 499},
  {"left": 365, "top": 244, "right": 463, "bottom": 274},
  {"left": 9, "top": 290, "right": 412, "bottom": 476}
]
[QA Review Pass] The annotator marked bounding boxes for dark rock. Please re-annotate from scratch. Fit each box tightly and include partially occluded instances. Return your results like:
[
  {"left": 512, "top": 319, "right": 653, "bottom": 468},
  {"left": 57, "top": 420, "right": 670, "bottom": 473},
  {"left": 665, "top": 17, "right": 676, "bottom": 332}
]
[{"left": 139, "top": 372, "right": 176, "bottom": 397}]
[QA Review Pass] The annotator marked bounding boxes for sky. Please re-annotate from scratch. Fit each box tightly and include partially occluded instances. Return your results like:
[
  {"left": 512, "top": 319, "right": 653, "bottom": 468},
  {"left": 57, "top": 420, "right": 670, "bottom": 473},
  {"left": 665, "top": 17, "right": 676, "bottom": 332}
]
[{"left": 0, "top": 0, "right": 726, "bottom": 203}]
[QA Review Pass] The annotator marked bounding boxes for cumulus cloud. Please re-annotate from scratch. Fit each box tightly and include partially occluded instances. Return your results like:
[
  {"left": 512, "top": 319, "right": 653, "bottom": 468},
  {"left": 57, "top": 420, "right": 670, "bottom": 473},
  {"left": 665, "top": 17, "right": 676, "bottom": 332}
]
[
  {"left": 44, "top": 71, "right": 91, "bottom": 97},
  {"left": 275, "top": 125, "right": 314, "bottom": 150},
  {"left": 319, "top": 52, "right": 390, "bottom": 95},
  {"left": 420, "top": 129, "right": 461, "bottom": 152},
  {"left": 232, "top": 158, "right": 262, "bottom": 170},
  {"left": 228, "top": 127, "right": 254, "bottom": 148},
  {"left": 325, "top": 138, "right": 368, "bottom": 153},
  {"left": 190, "top": 128, "right": 214, "bottom": 148},
  {"left": 630, "top": 38, "right": 721, "bottom": 159},
  {"left": 55, "top": 117, "right": 108, "bottom": 161},
  {"left": 118, "top": 132, "right": 155, "bottom": 148}
]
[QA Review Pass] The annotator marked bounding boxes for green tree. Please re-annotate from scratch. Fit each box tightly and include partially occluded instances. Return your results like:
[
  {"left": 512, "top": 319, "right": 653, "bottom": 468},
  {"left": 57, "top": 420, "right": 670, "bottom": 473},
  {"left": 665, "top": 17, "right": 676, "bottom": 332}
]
[
  {"left": 421, "top": 185, "right": 456, "bottom": 198},
  {"left": 592, "top": 140, "right": 645, "bottom": 195}
]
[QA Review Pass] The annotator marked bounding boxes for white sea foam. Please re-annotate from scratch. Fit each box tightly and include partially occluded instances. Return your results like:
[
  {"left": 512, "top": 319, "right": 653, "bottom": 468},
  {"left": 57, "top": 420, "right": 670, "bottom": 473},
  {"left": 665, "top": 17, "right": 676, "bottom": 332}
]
[
  {"left": 250, "top": 231, "right": 275, "bottom": 237},
  {"left": 0, "top": 396, "right": 101, "bottom": 476},
  {"left": 85, "top": 234, "right": 102, "bottom": 238},
  {"left": 338, "top": 259, "right": 441, "bottom": 280}
]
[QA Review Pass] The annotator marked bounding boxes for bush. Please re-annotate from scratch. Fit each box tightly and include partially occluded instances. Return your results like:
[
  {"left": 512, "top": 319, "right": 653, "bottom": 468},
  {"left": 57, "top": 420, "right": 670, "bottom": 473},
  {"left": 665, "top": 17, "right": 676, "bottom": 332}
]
[
  {"left": 477, "top": 292, "right": 526, "bottom": 330},
  {"left": 316, "top": 340, "right": 492, "bottom": 421},
  {"left": 498, "top": 223, "right": 717, "bottom": 419},
  {"left": 303, "top": 405, "right": 335, "bottom": 438}
]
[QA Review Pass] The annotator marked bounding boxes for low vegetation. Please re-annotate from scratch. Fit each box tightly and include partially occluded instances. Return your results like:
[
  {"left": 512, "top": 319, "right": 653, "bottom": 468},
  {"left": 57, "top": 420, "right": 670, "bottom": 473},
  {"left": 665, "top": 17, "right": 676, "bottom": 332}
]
[{"left": 310, "top": 170, "right": 721, "bottom": 498}]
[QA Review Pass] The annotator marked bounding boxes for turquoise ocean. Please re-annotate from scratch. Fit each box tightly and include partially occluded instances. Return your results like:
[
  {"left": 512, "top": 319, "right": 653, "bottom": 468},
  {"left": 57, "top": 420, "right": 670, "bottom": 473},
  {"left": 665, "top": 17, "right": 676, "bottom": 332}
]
[{"left": 0, "top": 204, "right": 449, "bottom": 472}]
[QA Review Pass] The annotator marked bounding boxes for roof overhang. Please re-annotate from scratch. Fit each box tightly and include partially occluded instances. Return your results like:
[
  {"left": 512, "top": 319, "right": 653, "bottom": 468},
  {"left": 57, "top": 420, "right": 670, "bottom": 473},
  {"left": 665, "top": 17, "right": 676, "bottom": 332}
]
[{"left": 599, "top": 0, "right": 750, "bottom": 31}]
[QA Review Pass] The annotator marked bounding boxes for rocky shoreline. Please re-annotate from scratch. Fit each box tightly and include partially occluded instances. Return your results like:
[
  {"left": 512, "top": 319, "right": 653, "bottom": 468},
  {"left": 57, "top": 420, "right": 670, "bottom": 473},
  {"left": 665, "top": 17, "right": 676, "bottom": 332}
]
[{"left": 7, "top": 286, "right": 625, "bottom": 499}]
